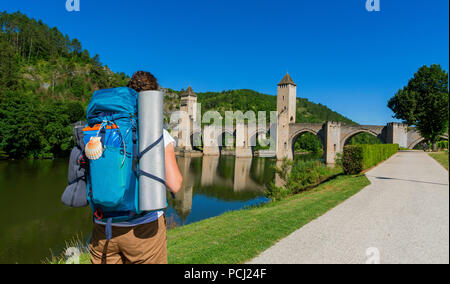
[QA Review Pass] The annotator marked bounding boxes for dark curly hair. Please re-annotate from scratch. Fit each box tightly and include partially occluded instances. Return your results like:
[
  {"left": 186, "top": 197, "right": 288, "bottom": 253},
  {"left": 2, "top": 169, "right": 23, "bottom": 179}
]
[{"left": 127, "top": 71, "right": 159, "bottom": 92}]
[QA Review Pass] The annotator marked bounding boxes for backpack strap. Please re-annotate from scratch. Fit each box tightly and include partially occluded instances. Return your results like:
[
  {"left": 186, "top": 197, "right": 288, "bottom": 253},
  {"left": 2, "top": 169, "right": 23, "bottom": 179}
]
[
  {"left": 132, "top": 128, "right": 175, "bottom": 198},
  {"left": 87, "top": 112, "right": 130, "bottom": 126},
  {"left": 132, "top": 132, "right": 166, "bottom": 186},
  {"left": 136, "top": 134, "right": 163, "bottom": 160},
  {"left": 105, "top": 218, "right": 113, "bottom": 241},
  {"left": 134, "top": 169, "right": 166, "bottom": 186},
  {"left": 132, "top": 126, "right": 139, "bottom": 172},
  {"left": 68, "top": 176, "right": 85, "bottom": 186},
  {"left": 100, "top": 127, "right": 106, "bottom": 145}
]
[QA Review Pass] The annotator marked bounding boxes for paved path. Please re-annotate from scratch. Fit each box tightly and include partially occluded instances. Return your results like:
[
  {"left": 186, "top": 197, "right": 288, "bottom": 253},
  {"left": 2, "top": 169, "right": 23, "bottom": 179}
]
[{"left": 249, "top": 151, "right": 449, "bottom": 264}]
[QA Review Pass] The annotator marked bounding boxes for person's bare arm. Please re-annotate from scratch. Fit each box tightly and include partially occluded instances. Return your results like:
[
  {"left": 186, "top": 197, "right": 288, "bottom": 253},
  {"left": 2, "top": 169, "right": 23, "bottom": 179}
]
[{"left": 165, "top": 143, "right": 183, "bottom": 193}]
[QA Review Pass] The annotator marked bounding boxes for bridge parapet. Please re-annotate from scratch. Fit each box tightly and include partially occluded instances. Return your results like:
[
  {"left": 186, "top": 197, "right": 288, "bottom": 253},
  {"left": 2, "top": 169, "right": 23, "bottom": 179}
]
[{"left": 289, "top": 123, "right": 324, "bottom": 137}]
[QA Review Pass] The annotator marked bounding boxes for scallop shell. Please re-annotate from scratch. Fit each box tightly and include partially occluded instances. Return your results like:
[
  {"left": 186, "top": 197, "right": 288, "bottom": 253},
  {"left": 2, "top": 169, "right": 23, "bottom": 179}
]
[{"left": 85, "top": 137, "right": 103, "bottom": 160}]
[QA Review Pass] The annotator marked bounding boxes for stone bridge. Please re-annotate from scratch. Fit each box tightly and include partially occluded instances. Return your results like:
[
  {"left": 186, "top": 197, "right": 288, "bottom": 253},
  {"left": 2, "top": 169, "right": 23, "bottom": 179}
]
[
  {"left": 171, "top": 74, "right": 447, "bottom": 164},
  {"left": 285, "top": 122, "right": 430, "bottom": 164}
]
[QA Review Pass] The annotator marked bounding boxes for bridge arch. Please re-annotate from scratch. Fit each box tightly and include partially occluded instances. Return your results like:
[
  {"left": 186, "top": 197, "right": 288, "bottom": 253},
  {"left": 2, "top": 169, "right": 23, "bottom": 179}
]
[
  {"left": 340, "top": 129, "right": 384, "bottom": 150},
  {"left": 216, "top": 130, "right": 235, "bottom": 153},
  {"left": 249, "top": 129, "right": 273, "bottom": 154},
  {"left": 190, "top": 131, "right": 203, "bottom": 151},
  {"left": 408, "top": 135, "right": 449, "bottom": 149},
  {"left": 409, "top": 138, "right": 424, "bottom": 150},
  {"left": 289, "top": 128, "right": 325, "bottom": 159}
]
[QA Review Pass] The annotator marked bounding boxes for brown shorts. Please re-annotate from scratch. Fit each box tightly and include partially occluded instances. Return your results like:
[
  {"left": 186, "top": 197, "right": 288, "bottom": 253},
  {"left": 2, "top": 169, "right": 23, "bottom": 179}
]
[{"left": 89, "top": 215, "right": 167, "bottom": 264}]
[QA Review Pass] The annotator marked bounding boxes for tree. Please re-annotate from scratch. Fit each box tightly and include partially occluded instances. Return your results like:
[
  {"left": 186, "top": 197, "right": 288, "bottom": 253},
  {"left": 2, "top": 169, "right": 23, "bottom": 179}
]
[
  {"left": 0, "top": 92, "right": 44, "bottom": 159},
  {"left": 294, "top": 133, "right": 323, "bottom": 154},
  {"left": 65, "top": 101, "right": 85, "bottom": 123},
  {"left": 347, "top": 133, "right": 381, "bottom": 145},
  {"left": 71, "top": 38, "right": 82, "bottom": 55},
  {"left": 0, "top": 39, "right": 19, "bottom": 92},
  {"left": 388, "top": 65, "right": 449, "bottom": 151},
  {"left": 70, "top": 75, "right": 85, "bottom": 97},
  {"left": 0, "top": 12, "right": 133, "bottom": 159}
]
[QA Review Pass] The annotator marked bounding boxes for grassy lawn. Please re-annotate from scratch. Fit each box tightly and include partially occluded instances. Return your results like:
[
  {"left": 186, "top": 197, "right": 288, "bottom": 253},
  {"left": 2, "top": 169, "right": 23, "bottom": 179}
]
[
  {"left": 54, "top": 174, "right": 370, "bottom": 264},
  {"left": 429, "top": 152, "right": 449, "bottom": 171},
  {"left": 168, "top": 174, "right": 369, "bottom": 264}
]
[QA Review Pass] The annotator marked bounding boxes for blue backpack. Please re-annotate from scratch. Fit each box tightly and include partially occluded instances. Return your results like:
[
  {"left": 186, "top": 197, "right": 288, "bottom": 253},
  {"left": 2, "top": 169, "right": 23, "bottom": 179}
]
[{"left": 83, "top": 87, "right": 142, "bottom": 229}]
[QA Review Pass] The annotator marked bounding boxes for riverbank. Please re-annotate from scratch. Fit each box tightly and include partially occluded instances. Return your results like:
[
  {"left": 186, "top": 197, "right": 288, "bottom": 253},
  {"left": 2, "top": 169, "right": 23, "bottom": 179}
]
[{"left": 51, "top": 173, "right": 370, "bottom": 264}]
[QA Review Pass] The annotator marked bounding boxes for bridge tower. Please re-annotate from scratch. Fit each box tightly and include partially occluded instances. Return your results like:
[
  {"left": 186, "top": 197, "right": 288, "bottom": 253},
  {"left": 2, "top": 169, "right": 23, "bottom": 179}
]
[
  {"left": 276, "top": 73, "right": 297, "bottom": 160},
  {"left": 180, "top": 86, "right": 197, "bottom": 122},
  {"left": 386, "top": 122, "right": 408, "bottom": 148},
  {"left": 324, "top": 121, "right": 341, "bottom": 164},
  {"left": 179, "top": 86, "right": 198, "bottom": 151}
]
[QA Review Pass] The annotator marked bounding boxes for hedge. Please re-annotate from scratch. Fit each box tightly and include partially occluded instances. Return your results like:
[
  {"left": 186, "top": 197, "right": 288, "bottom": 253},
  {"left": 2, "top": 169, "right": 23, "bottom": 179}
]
[{"left": 343, "top": 144, "right": 399, "bottom": 174}]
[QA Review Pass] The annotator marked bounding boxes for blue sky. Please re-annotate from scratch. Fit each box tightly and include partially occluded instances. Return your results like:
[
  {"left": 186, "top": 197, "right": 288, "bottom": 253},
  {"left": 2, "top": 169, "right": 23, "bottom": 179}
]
[{"left": 2, "top": 0, "right": 449, "bottom": 125}]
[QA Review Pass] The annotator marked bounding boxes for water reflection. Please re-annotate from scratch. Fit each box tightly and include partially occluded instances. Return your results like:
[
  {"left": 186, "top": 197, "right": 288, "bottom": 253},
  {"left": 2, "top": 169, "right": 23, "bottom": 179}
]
[
  {"left": 234, "top": 158, "right": 264, "bottom": 192},
  {"left": 167, "top": 156, "right": 274, "bottom": 226},
  {"left": 174, "top": 156, "right": 194, "bottom": 220}
]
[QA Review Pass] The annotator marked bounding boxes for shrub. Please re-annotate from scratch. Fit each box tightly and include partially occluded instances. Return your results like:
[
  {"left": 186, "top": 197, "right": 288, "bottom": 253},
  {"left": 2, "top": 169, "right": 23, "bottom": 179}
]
[
  {"left": 264, "top": 183, "right": 291, "bottom": 201},
  {"left": 437, "top": 141, "right": 448, "bottom": 150},
  {"left": 288, "top": 160, "right": 332, "bottom": 192},
  {"left": 343, "top": 146, "right": 364, "bottom": 174},
  {"left": 265, "top": 158, "right": 341, "bottom": 200},
  {"left": 343, "top": 144, "right": 399, "bottom": 175},
  {"left": 334, "top": 152, "right": 343, "bottom": 167}
]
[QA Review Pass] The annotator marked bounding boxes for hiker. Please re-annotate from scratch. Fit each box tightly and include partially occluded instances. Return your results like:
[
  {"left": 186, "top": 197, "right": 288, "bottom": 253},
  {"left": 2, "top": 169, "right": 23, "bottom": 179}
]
[
  {"left": 423, "top": 142, "right": 428, "bottom": 152},
  {"left": 88, "top": 71, "right": 183, "bottom": 264}
]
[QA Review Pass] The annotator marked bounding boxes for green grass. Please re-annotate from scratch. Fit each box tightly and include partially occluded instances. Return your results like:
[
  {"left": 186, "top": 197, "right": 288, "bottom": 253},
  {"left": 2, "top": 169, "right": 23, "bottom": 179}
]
[
  {"left": 57, "top": 174, "right": 370, "bottom": 264},
  {"left": 168, "top": 174, "right": 369, "bottom": 264},
  {"left": 429, "top": 152, "right": 449, "bottom": 171}
]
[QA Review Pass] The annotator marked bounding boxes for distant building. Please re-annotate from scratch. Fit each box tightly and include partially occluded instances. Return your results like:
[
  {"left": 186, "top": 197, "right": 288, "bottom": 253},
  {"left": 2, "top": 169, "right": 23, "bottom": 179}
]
[{"left": 180, "top": 86, "right": 197, "bottom": 122}]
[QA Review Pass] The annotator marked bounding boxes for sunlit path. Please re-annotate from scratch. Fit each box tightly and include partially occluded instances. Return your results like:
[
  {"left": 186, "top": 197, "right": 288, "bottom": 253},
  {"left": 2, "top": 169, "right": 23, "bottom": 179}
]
[{"left": 250, "top": 151, "right": 449, "bottom": 264}]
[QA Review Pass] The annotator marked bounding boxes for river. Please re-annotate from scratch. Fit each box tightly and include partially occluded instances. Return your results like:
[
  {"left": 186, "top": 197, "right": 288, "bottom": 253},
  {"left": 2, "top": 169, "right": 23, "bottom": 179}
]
[
  {"left": 0, "top": 156, "right": 277, "bottom": 264},
  {"left": 0, "top": 151, "right": 325, "bottom": 264}
]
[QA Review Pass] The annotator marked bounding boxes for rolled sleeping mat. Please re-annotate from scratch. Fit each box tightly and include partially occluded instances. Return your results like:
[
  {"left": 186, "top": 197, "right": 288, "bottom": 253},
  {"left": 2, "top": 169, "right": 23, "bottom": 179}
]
[{"left": 138, "top": 90, "right": 167, "bottom": 211}]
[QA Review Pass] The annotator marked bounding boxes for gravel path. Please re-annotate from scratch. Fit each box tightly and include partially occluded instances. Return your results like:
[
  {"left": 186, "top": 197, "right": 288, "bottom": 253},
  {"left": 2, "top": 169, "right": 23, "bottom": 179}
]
[{"left": 249, "top": 151, "right": 449, "bottom": 264}]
